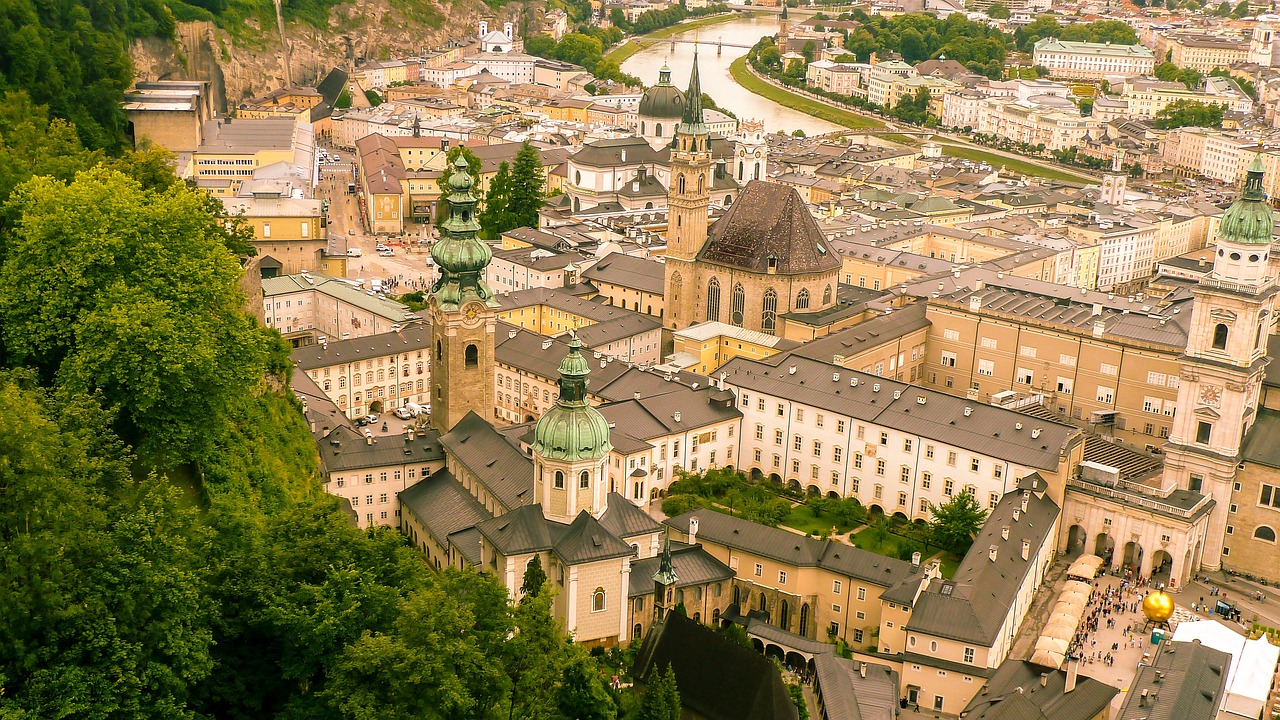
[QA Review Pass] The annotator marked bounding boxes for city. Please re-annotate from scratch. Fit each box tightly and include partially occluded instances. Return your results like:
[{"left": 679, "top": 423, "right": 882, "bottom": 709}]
[{"left": 4, "top": 0, "right": 1280, "bottom": 717}]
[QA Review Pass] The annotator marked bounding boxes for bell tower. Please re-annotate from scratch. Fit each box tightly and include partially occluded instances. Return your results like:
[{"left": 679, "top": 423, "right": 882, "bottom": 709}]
[
  {"left": 1165, "top": 155, "right": 1277, "bottom": 570},
  {"left": 663, "top": 49, "right": 713, "bottom": 330},
  {"left": 531, "top": 337, "right": 613, "bottom": 522},
  {"left": 653, "top": 532, "right": 679, "bottom": 621},
  {"left": 429, "top": 156, "right": 499, "bottom": 433}
]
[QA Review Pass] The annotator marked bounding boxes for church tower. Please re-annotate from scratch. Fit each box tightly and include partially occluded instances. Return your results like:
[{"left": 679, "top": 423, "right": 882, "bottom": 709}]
[
  {"left": 653, "top": 532, "right": 679, "bottom": 621},
  {"left": 663, "top": 50, "right": 713, "bottom": 330},
  {"left": 531, "top": 337, "right": 613, "bottom": 522},
  {"left": 1165, "top": 156, "right": 1277, "bottom": 570},
  {"left": 429, "top": 156, "right": 499, "bottom": 433}
]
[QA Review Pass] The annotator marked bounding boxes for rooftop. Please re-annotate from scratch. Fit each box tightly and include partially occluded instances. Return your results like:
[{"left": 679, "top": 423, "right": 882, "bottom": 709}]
[{"left": 291, "top": 322, "right": 431, "bottom": 372}]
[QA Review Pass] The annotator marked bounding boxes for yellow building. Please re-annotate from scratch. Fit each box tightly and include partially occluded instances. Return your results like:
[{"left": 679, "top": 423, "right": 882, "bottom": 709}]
[
  {"left": 668, "top": 321, "right": 801, "bottom": 375},
  {"left": 221, "top": 183, "right": 327, "bottom": 275},
  {"left": 191, "top": 117, "right": 313, "bottom": 196}
]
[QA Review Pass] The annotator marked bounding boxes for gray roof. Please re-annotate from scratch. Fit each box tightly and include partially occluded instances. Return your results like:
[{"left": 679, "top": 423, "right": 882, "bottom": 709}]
[
  {"left": 906, "top": 487, "right": 1060, "bottom": 646},
  {"left": 554, "top": 510, "right": 635, "bottom": 564},
  {"left": 627, "top": 542, "right": 734, "bottom": 596},
  {"left": 448, "top": 526, "right": 484, "bottom": 566},
  {"left": 813, "top": 654, "right": 900, "bottom": 720},
  {"left": 474, "top": 504, "right": 633, "bottom": 564},
  {"left": 292, "top": 323, "right": 432, "bottom": 371},
  {"left": 664, "top": 511, "right": 914, "bottom": 588},
  {"left": 440, "top": 410, "right": 534, "bottom": 510},
  {"left": 581, "top": 253, "right": 666, "bottom": 295},
  {"left": 598, "top": 492, "right": 664, "bottom": 538},
  {"left": 699, "top": 180, "right": 842, "bottom": 276},
  {"left": 720, "top": 355, "right": 1079, "bottom": 472},
  {"left": 792, "top": 303, "right": 929, "bottom": 365},
  {"left": 1115, "top": 640, "right": 1229, "bottom": 720},
  {"left": 599, "top": 388, "right": 741, "bottom": 440},
  {"left": 961, "top": 660, "right": 1118, "bottom": 720},
  {"left": 570, "top": 137, "right": 668, "bottom": 168},
  {"left": 265, "top": 273, "right": 420, "bottom": 327},
  {"left": 476, "top": 503, "right": 554, "bottom": 555},
  {"left": 1244, "top": 408, "right": 1280, "bottom": 469},
  {"left": 398, "top": 468, "right": 492, "bottom": 549},
  {"left": 318, "top": 425, "right": 444, "bottom": 474},
  {"left": 573, "top": 313, "right": 661, "bottom": 348}
]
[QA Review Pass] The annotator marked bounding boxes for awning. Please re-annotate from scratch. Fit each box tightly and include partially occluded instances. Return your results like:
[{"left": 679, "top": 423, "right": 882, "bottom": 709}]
[
  {"left": 1062, "top": 579, "right": 1094, "bottom": 596},
  {"left": 1067, "top": 554, "right": 1105, "bottom": 580},
  {"left": 1030, "top": 647, "right": 1065, "bottom": 669}
]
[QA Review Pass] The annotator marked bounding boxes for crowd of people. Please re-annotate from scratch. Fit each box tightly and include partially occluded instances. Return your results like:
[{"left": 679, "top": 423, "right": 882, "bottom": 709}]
[{"left": 1068, "top": 577, "right": 1156, "bottom": 667}]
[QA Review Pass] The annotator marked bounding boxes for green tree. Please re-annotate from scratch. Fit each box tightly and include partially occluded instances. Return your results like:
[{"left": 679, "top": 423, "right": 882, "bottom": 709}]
[
  {"left": 506, "top": 141, "right": 547, "bottom": 231},
  {"left": 555, "top": 652, "right": 617, "bottom": 720},
  {"left": 928, "top": 490, "right": 988, "bottom": 554},
  {"left": 521, "top": 554, "right": 548, "bottom": 599},
  {"left": 987, "top": 1, "right": 1010, "bottom": 18},
  {"left": 1232, "top": 0, "right": 1250, "bottom": 16},
  {"left": 1211, "top": 67, "right": 1256, "bottom": 98},
  {"left": 336, "top": 89, "right": 353, "bottom": 108},
  {"left": 1215, "top": 0, "right": 1232, "bottom": 13},
  {"left": 1153, "top": 99, "right": 1225, "bottom": 129},
  {"left": 760, "top": 45, "right": 783, "bottom": 68},
  {"left": 636, "top": 665, "right": 681, "bottom": 720},
  {"left": 0, "top": 168, "right": 274, "bottom": 465},
  {"left": 0, "top": 92, "right": 101, "bottom": 213},
  {"left": 525, "top": 33, "right": 558, "bottom": 58},
  {"left": 555, "top": 32, "right": 605, "bottom": 70},
  {"left": 1014, "top": 16, "right": 1062, "bottom": 52},
  {"left": 480, "top": 161, "right": 514, "bottom": 240},
  {"left": 1154, "top": 61, "right": 1182, "bottom": 82},
  {"left": 802, "top": 40, "right": 817, "bottom": 63}
]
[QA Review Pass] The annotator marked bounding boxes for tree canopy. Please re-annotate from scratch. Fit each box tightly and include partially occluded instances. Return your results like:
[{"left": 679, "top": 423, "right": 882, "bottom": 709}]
[
  {"left": 928, "top": 490, "right": 988, "bottom": 555},
  {"left": 1153, "top": 99, "right": 1225, "bottom": 129}
]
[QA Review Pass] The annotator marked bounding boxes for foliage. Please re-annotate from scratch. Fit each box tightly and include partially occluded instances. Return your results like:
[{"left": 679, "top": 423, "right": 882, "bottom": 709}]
[
  {"left": 364, "top": 89, "right": 383, "bottom": 106},
  {"left": 1232, "top": 0, "right": 1250, "bottom": 17},
  {"left": 435, "top": 145, "right": 483, "bottom": 222},
  {"left": 507, "top": 141, "right": 547, "bottom": 230},
  {"left": 336, "top": 89, "right": 352, "bottom": 109},
  {"left": 1210, "top": 67, "right": 1256, "bottom": 99},
  {"left": 635, "top": 665, "right": 680, "bottom": 720},
  {"left": 1015, "top": 17, "right": 1137, "bottom": 53},
  {"left": 524, "top": 30, "right": 640, "bottom": 86},
  {"left": 928, "top": 490, "right": 988, "bottom": 555},
  {"left": 717, "top": 622, "right": 753, "bottom": 649},
  {"left": 890, "top": 86, "right": 933, "bottom": 126},
  {"left": 986, "top": 1, "right": 1010, "bottom": 17},
  {"left": 665, "top": 467, "right": 793, "bottom": 527},
  {"left": 1153, "top": 99, "right": 1224, "bottom": 129},
  {"left": 1153, "top": 61, "right": 1203, "bottom": 89},
  {"left": 480, "top": 161, "right": 514, "bottom": 240},
  {"left": 522, "top": 554, "right": 548, "bottom": 599},
  {"left": 788, "top": 683, "right": 809, "bottom": 720},
  {"left": 0, "top": 0, "right": 175, "bottom": 151},
  {"left": 661, "top": 493, "right": 708, "bottom": 516}
]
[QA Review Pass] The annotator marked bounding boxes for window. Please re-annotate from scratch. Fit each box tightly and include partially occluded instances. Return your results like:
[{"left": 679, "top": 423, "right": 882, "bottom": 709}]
[
  {"left": 944, "top": 479, "right": 954, "bottom": 496},
  {"left": 775, "top": 429, "right": 784, "bottom": 445},
  {"left": 754, "top": 563, "right": 763, "bottom": 577},
  {"left": 579, "top": 470, "right": 590, "bottom": 489},
  {"left": 1016, "top": 368, "right": 1034, "bottom": 385},
  {"left": 980, "top": 337, "right": 997, "bottom": 349},
  {"left": 592, "top": 587, "right": 606, "bottom": 612},
  {"left": 1056, "top": 377, "right": 1072, "bottom": 395},
  {"left": 1190, "top": 473, "right": 1204, "bottom": 493},
  {"left": 706, "top": 278, "right": 721, "bottom": 322},
  {"left": 947, "top": 451, "right": 957, "bottom": 466},
  {"left": 857, "top": 587, "right": 866, "bottom": 600},
  {"left": 943, "top": 329, "right": 960, "bottom": 341},
  {"left": 465, "top": 344, "right": 479, "bottom": 368},
  {"left": 1260, "top": 484, "right": 1280, "bottom": 508},
  {"left": 1059, "top": 354, "right": 1076, "bottom": 367},
  {"left": 756, "top": 424, "right": 764, "bottom": 440},
  {"left": 900, "top": 466, "right": 910, "bottom": 483},
  {"left": 989, "top": 492, "right": 1000, "bottom": 509},
  {"left": 731, "top": 284, "right": 745, "bottom": 326},
  {"left": 970, "top": 458, "right": 980, "bottom": 473},
  {"left": 1196, "top": 421, "right": 1212, "bottom": 445},
  {"left": 1019, "top": 346, "right": 1036, "bottom": 358},
  {"left": 852, "top": 628, "right": 862, "bottom": 643},
  {"left": 922, "top": 472, "right": 932, "bottom": 489},
  {"left": 813, "top": 440, "right": 822, "bottom": 457},
  {"left": 831, "top": 471, "right": 840, "bottom": 486},
  {"left": 833, "top": 580, "right": 842, "bottom": 594},
  {"left": 898, "top": 491, "right": 907, "bottom": 506},
  {"left": 904, "top": 438, "right": 914, "bottom": 453},
  {"left": 940, "top": 351, "right": 957, "bottom": 367},
  {"left": 1100, "top": 362, "right": 1118, "bottom": 376},
  {"left": 833, "top": 447, "right": 843, "bottom": 463},
  {"left": 854, "top": 453, "right": 863, "bottom": 469},
  {"left": 762, "top": 289, "right": 778, "bottom": 334},
  {"left": 794, "top": 435, "right": 803, "bottom": 451},
  {"left": 874, "top": 484, "right": 883, "bottom": 499},
  {"left": 925, "top": 445, "right": 935, "bottom": 459},
  {"left": 876, "top": 459, "right": 886, "bottom": 476},
  {"left": 554, "top": 470, "right": 565, "bottom": 489},
  {"left": 1255, "top": 526, "right": 1277, "bottom": 542},
  {"left": 837, "top": 420, "right": 846, "bottom": 433},
  {"left": 919, "top": 498, "right": 929, "bottom": 513},
  {"left": 1096, "top": 386, "right": 1115, "bottom": 404},
  {"left": 779, "top": 571, "right": 788, "bottom": 583},
  {"left": 977, "top": 359, "right": 994, "bottom": 376},
  {"left": 816, "top": 414, "right": 824, "bottom": 428},
  {"left": 796, "top": 288, "right": 810, "bottom": 310},
  {"left": 880, "top": 431, "right": 889, "bottom": 446},
  {"left": 1213, "top": 323, "right": 1229, "bottom": 350}
]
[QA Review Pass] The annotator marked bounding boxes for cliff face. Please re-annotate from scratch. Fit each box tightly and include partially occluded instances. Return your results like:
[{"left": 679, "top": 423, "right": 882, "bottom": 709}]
[{"left": 129, "top": 0, "right": 508, "bottom": 111}]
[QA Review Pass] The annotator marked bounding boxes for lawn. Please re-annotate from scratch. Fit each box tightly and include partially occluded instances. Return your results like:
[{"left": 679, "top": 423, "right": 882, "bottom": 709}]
[
  {"left": 728, "top": 57, "right": 885, "bottom": 131},
  {"left": 938, "top": 143, "right": 1095, "bottom": 184},
  {"left": 781, "top": 504, "right": 862, "bottom": 537},
  {"left": 933, "top": 552, "right": 962, "bottom": 579},
  {"left": 603, "top": 13, "right": 748, "bottom": 63}
]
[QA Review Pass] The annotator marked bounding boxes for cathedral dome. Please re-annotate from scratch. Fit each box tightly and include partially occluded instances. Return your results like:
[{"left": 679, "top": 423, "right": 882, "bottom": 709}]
[
  {"left": 638, "top": 64, "right": 685, "bottom": 120},
  {"left": 531, "top": 338, "right": 612, "bottom": 462},
  {"left": 1219, "top": 155, "right": 1276, "bottom": 246}
]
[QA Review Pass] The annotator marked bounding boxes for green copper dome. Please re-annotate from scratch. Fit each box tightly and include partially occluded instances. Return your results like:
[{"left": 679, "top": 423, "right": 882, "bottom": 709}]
[
  {"left": 1219, "top": 155, "right": 1276, "bottom": 246},
  {"left": 430, "top": 156, "right": 497, "bottom": 310},
  {"left": 638, "top": 64, "right": 685, "bottom": 120},
  {"left": 531, "top": 337, "right": 612, "bottom": 463}
]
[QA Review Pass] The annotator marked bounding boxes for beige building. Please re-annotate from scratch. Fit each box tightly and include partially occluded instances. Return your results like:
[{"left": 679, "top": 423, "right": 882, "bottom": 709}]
[
  {"left": 319, "top": 424, "right": 445, "bottom": 528},
  {"left": 667, "top": 321, "right": 800, "bottom": 375},
  {"left": 1163, "top": 33, "right": 1250, "bottom": 74},
  {"left": 1031, "top": 38, "right": 1155, "bottom": 81},
  {"left": 264, "top": 273, "right": 421, "bottom": 346},
  {"left": 293, "top": 323, "right": 433, "bottom": 418},
  {"left": 190, "top": 116, "right": 314, "bottom": 196},
  {"left": 123, "top": 80, "right": 216, "bottom": 153},
  {"left": 495, "top": 287, "right": 662, "bottom": 366},
  {"left": 221, "top": 182, "right": 327, "bottom": 275}
]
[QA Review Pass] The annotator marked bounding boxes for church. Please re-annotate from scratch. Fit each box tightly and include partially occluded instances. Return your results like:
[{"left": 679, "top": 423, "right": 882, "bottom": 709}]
[{"left": 661, "top": 55, "right": 843, "bottom": 334}]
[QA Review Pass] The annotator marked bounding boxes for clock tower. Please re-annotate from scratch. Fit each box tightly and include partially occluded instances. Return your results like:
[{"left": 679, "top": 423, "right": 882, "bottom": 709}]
[
  {"left": 1165, "top": 156, "right": 1277, "bottom": 570},
  {"left": 663, "top": 49, "right": 713, "bottom": 330},
  {"left": 429, "top": 156, "right": 499, "bottom": 433}
]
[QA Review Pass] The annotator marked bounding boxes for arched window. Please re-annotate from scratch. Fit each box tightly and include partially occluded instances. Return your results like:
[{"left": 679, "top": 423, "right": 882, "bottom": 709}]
[
  {"left": 554, "top": 470, "right": 565, "bottom": 489},
  {"left": 670, "top": 272, "right": 682, "bottom": 324},
  {"left": 796, "top": 288, "right": 810, "bottom": 310},
  {"left": 725, "top": 194, "right": 732, "bottom": 206},
  {"left": 697, "top": 174, "right": 704, "bottom": 193},
  {"left": 633, "top": 623, "right": 643, "bottom": 639},
  {"left": 758, "top": 593, "right": 767, "bottom": 612},
  {"left": 678, "top": 174, "right": 686, "bottom": 194},
  {"left": 738, "top": 160, "right": 744, "bottom": 181},
  {"left": 1213, "top": 323, "right": 1229, "bottom": 350},
  {"left": 762, "top": 289, "right": 778, "bottom": 335},
  {"left": 323, "top": 380, "right": 331, "bottom": 391},
  {"left": 779, "top": 600, "right": 790, "bottom": 629},
  {"left": 656, "top": 123, "right": 663, "bottom": 137},
  {"left": 693, "top": 612, "right": 701, "bottom": 623},
  {"left": 465, "top": 344, "right": 478, "bottom": 367},
  {"left": 574, "top": 170, "right": 582, "bottom": 185},
  {"left": 436, "top": 340, "right": 443, "bottom": 361},
  {"left": 592, "top": 587, "right": 606, "bottom": 612},
  {"left": 338, "top": 376, "right": 346, "bottom": 388},
  {"left": 1255, "top": 525, "right": 1277, "bottom": 542},
  {"left": 732, "top": 284, "right": 745, "bottom": 326},
  {"left": 712, "top": 607, "right": 721, "bottom": 623},
  {"left": 707, "top": 278, "right": 721, "bottom": 322},
  {"left": 640, "top": 121, "right": 646, "bottom": 134},
  {"left": 579, "top": 470, "right": 590, "bottom": 489},
  {"left": 799, "top": 603, "right": 809, "bottom": 636},
  {"left": 823, "top": 285, "right": 832, "bottom": 305}
]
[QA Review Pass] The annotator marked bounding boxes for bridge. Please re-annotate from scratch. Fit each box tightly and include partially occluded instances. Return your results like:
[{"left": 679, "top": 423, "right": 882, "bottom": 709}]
[{"left": 632, "top": 36, "right": 756, "bottom": 55}]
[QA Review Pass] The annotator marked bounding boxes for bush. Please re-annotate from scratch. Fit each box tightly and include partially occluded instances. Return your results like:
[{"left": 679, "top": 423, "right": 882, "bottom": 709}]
[{"left": 661, "top": 494, "right": 706, "bottom": 516}]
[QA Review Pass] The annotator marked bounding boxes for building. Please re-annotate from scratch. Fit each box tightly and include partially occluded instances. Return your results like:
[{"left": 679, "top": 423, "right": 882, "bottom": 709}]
[
  {"left": 979, "top": 98, "right": 1098, "bottom": 153},
  {"left": 292, "top": 323, "right": 432, "bottom": 418},
  {"left": 191, "top": 116, "right": 314, "bottom": 196},
  {"left": 1118, "top": 77, "right": 1253, "bottom": 121},
  {"left": 266, "top": 273, "right": 421, "bottom": 346},
  {"left": 1234, "top": 406, "right": 1280, "bottom": 583},
  {"left": 1031, "top": 38, "right": 1155, "bottom": 81},
  {"left": 668, "top": 321, "right": 800, "bottom": 375},
  {"left": 319, "top": 424, "right": 445, "bottom": 528},
  {"left": 867, "top": 60, "right": 917, "bottom": 108},
  {"left": 580, "top": 253, "right": 666, "bottom": 317},
  {"left": 495, "top": 287, "right": 663, "bottom": 365},
  {"left": 123, "top": 80, "right": 216, "bottom": 152},
  {"left": 1164, "top": 32, "right": 1251, "bottom": 74},
  {"left": 1114, "top": 639, "right": 1230, "bottom": 720},
  {"left": 959, "top": 660, "right": 1118, "bottom": 720},
  {"left": 221, "top": 180, "right": 326, "bottom": 275}
]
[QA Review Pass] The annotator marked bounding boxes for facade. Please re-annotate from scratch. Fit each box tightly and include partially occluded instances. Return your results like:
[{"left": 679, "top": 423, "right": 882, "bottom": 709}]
[
  {"left": 867, "top": 60, "right": 917, "bottom": 108},
  {"left": 1164, "top": 33, "right": 1250, "bottom": 74},
  {"left": 979, "top": 98, "right": 1097, "bottom": 153},
  {"left": 222, "top": 187, "right": 326, "bottom": 275},
  {"left": 319, "top": 425, "right": 445, "bottom": 528},
  {"left": 1031, "top": 38, "right": 1155, "bottom": 81},
  {"left": 266, "top": 273, "right": 421, "bottom": 347},
  {"left": 294, "top": 324, "right": 433, "bottom": 419}
]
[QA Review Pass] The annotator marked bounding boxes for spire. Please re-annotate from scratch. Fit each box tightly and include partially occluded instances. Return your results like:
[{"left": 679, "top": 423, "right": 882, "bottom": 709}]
[
  {"left": 680, "top": 47, "right": 705, "bottom": 130},
  {"left": 653, "top": 531, "right": 678, "bottom": 586},
  {"left": 658, "top": 62, "right": 672, "bottom": 85},
  {"left": 780, "top": 2, "right": 788, "bottom": 18},
  {"left": 429, "top": 156, "right": 497, "bottom": 309}
]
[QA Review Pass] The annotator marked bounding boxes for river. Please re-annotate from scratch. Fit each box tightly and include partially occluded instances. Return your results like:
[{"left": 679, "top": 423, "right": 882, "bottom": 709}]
[{"left": 620, "top": 15, "right": 843, "bottom": 136}]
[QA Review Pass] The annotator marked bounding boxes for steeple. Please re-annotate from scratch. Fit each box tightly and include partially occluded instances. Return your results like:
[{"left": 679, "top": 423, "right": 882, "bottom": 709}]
[
  {"left": 531, "top": 336, "right": 612, "bottom": 463},
  {"left": 653, "top": 531, "right": 679, "bottom": 620},
  {"left": 430, "top": 156, "right": 498, "bottom": 311},
  {"left": 679, "top": 48, "right": 706, "bottom": 134}
]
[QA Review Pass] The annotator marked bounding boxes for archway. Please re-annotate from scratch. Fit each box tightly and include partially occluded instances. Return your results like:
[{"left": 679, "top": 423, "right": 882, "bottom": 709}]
[
  {"left": 751, "top": 467, "right": 764, "bottom": 481},
  {"left": 779, "top": 600, "right": 790, "bottom": 630},
  {"left": 524, "top": 414, "right": 535, "bottom": 422},
  {"left": 827, "top": 491, "right": 840, "bottom": 499},
  {"left": 369, "top": 400, "right": 383, "bottom": 413},
  {"left": 765, "top": 644, "right": 785, "bottom": 662},
  {"left": 758, "top": 593, "right": 768, "bottom": 614},
  {"left": 769, "top": 473, "right": 782, "bottom": 485},
  {"left": 788, "top": 479, "right": 801, "bottom": 492},
  {"left": 892, "top": 511, "right": 908, "bottom": 523},
  {"left": 807, "top": 485, "right": 821, "bottom": 497},
  {"left": 1066, "top": 525, "right": 1087, "bottom": 557},
  {"left": 1151, "top": 549, "right": 1173, "bottom": 584},
  {"left": 1095, "top": 533, "right": 1115, "bottom": 565},
  {"left": 1123, "top": 541, "right": 1143, "bottom": 572},
  {"left": 785, "top": 651, "right": 807, "bottom": 672},
  {"left": 869, "top": 504, "right": 885, "bottom": 518},
  {"left": 752, "top": 638, "right": 765, "bottom": 653}
]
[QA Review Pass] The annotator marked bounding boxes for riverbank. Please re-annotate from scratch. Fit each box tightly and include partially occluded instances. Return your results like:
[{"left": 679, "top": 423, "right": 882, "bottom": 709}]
[
  {"left": 938, "top": 144, "right": 1096, "bottom": 184},
  {"left": 604, "top": 12, "right": 749, "bottom": 64},
  {"left": 729, "top": 57, "right": 884, "bottom": 131}
]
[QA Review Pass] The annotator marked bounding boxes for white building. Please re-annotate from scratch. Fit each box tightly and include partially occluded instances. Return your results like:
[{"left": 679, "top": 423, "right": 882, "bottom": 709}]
[
  {"left": 867, "top": 60, "right": 917, "bottom": 107},
  {"left": 1032, "top": 38, "right": 1155, "bottom": 81}
]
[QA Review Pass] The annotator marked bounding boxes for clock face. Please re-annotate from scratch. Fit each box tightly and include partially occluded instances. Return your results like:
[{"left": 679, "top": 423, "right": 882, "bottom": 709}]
[
  {"left": 463, "top": 303, "right": 481, "bottom": 324},
  {"left": 1199, "top": 384, "right": 1223, "bottom": 408}
]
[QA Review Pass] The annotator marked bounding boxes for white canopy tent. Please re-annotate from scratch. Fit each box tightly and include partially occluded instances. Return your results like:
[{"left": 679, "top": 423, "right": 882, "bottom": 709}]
[
  {"left": 1171, "top": 619, "right": 1280, "bottom": 718},
  {"left": 1066, "top": 554, "right": 1104, "bottom": 580}
]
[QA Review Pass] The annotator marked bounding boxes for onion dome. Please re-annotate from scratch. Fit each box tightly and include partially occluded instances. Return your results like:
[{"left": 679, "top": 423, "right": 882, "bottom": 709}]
[
  {"left": 531, "top": 337, "right": 612, "bottom": 462},
  {"left": 638, "top": 63, "right": 685, "bottom": 120},
  {"left": 1219, "top": 155, "right": 1275, "bottom": 246},
  {"left": 430, "top": 156, "right": 496, "bottom": 309}
]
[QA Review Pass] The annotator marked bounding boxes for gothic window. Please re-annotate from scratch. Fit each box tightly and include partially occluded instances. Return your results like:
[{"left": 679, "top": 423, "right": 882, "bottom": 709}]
[
  {"left": 823, "top": 285, "right": 832, "bottom": 305},
  {"left": 762, "top": 289, "right": 778, "bottom": 335},
  {"left": 796, "top": 289, "right": 810, "bottom": 310},
  {"left": 706, "top": 278, "right": 721, "bottom": 322},
  {"left": 697, "top": 174, "right": 704, "bottom": 193},
  {"left": 579, "top": 470, "right": 590, "bottom": 489},
  {"left": 593, "top": 587, "right": 606, "bottom": 612},
  {"left": 1213, "top": 323, "right": 1229, "bottom": 350},
  {"left": 640, "top": 121, "right": 646, "bottom": 134},
  {"left": 738, "top": 160, "right": 744, "bottom": 181},
  {"left": 670, "top": 272, "right": 682, "bottom": 325},
  {"left": 678, "top": 174, "right": 685, "bottom": 194},
  {"left": 465, "top": 344, "right": 478, "bottom": 368},
  {"left": 725, "top": 194, "right": 732, "bottom": 206},
  {"left": 554, "top": 470, "right": 565, "bottom": 489},
  {"left": 436, "top": 340, "right": 442, "bottom": 361},
  {"left": 731, "top": 284, "right": 745, "bottom": 326}
]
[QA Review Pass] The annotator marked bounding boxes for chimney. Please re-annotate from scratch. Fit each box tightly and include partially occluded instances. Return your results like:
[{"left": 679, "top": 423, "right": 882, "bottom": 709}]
[
  {"left": 1013, "top": 509, "right": 1020, "bottom": 522},
  {"left": 1198, "top": 256, "right": 1207, "bottom": 267},
  {"left": 365, "top": 433, "right": 373, "bottom": 446},
  {"left": 1092, "top": 319, "right": 1105, "bottom": 338},
  {"left": 1031, "top": 428, "right": 1041, "bottom": 439},
  {"left": 988, "top": 545, "right": 998, "bottom": 562},
  {"left": 970, "top": 295, "right": 982, "bottom": 312},
  {"left": 859, "top": 663, "right": 867, "bottom": 679},
  {"left": 1092, "top": 302, "right": 1102, "bottom": 316},
  {"left": 620, "top": 149, "right": 627, "bottom": 162},
  {"left": 911, "top": 551, "right": 921, "bottom": 566},
  {"left": 633, "top": 390, "right": 641, "bottom": 400},
  {"left": 1041, "top": 673, "right": 1049, "bottom": 687},
  {"left": 689, "top": 516, "right": 699, "bottom": 544},
  {"left": 673, "top": 411, "right": 682, "bottom": 423},
  {"left": 1021, "top": 493, "right": 1029, "bottom": 512},
  {"left": 1001, "top": 526, "right": 1009, "bottom": 540},
  {"left": 1022, "top": 539, "right": 1030, "bottom": 560},
  {"left": 789, "top": 364, "right": 797, "bottom": 375},
  {"left": 1065, "top": 660, "right": 1079, "bottom": 694},
  {"left": 1140, "top": 689, "right": 1149, "bottom": 707},
  {"left": 405, "top": 427, "right": 414, "bottom": 443}
]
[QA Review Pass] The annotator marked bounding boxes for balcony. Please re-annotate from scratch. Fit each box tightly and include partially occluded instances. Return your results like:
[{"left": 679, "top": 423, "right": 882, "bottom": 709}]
[{"left": 1066, "top": 477, "right": 1212, "bottom": 520}]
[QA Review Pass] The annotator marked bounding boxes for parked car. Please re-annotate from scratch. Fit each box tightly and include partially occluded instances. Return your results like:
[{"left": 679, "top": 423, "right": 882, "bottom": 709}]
[
  {"left": 363, "top": 414, "right": 378, "bottom": 424},
  {"left": 354, "top": 416, "right": 370, "bottom": 427},
  {"left": 394, "top": 407, "right": 414, "bottom": 420},
  {"left": 379, "top": 250, "right": 395, "bottom": 257},
  {"left": 375, "top": 243, "right": 388, "bottom": 251},
  {"left": 347, "top": 248, "right": 362, "bottom": 257}
]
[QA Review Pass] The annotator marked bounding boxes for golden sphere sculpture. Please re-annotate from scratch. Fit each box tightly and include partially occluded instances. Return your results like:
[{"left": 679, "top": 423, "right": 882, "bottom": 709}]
[{"left": 1142, "top": 590, "right": 1175, "bottom": 623}]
